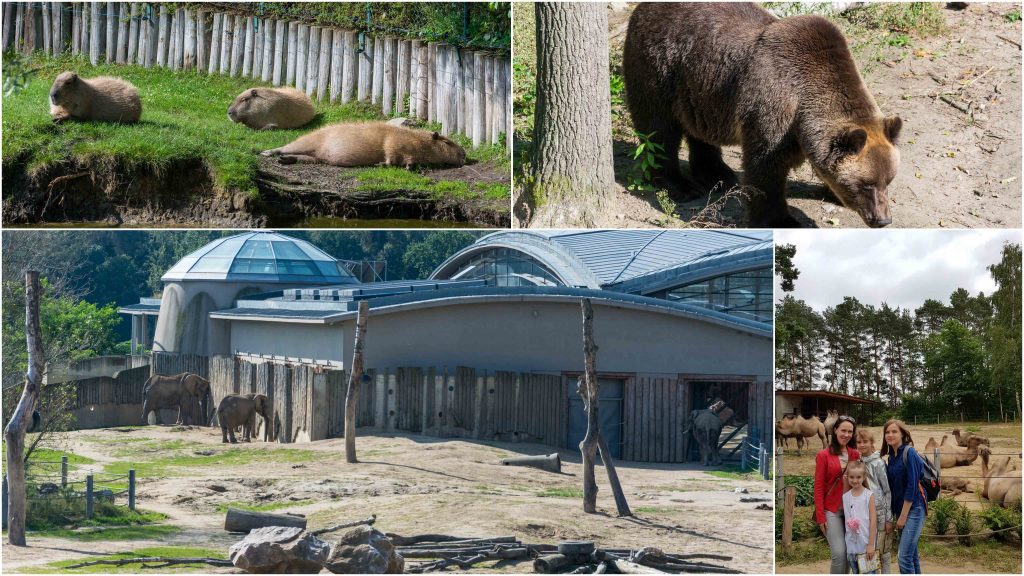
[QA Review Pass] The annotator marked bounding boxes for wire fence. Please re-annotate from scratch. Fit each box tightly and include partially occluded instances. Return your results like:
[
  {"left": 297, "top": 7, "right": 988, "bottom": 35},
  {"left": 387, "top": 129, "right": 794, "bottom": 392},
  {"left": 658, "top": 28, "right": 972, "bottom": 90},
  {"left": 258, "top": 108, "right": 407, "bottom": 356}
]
[
  {"left": 2, "top": 1, "right": 512, "bottom": 148},
  {"left": 2, "top": 456, "right": 137, "bottom": 529},
  {"left": 739, "top": 437, "right": 771, "bottom": 480}
]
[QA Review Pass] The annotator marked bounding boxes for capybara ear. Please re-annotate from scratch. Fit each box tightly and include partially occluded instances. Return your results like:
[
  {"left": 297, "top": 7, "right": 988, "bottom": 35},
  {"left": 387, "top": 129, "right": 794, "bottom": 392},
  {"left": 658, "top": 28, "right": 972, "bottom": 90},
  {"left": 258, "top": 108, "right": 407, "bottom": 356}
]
[
  {"left": 432, "top": 132, "right": 440, "bottom": 140},
  {"left": 833, "top": 127, "right": 867, "bottom": 157},
  {"left": 884, "top": 115, "right": 902, "bottom": 145},
  {"left": 250, "top": 89, "right": 259, "bottom": 98}
]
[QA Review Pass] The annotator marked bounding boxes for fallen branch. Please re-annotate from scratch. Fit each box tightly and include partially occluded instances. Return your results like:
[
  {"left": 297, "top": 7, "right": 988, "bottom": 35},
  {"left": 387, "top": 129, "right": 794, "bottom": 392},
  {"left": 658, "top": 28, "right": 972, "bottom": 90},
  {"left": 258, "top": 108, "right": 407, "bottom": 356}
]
[
  {"left": 939, "top": 94, "right": 971, "bottom": 114},
  {"left": 310, "top": 514, "right": 376, "bottom": 536},
  {"left": 961, "top": 65, "right": 995, "bottom": 88},
  {"left": 996, "top": 34, "right": 1021, "bottom": 49},
  {"left": 65, "top": 557, "right": 232, "bottom": 570}
]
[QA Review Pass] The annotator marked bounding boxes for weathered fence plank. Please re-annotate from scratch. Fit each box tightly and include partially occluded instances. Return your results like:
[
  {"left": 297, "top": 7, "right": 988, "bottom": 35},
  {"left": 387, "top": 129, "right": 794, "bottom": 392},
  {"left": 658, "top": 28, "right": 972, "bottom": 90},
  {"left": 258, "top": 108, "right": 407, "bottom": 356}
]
[
  {"left": 316, "top": 26, "right": 331, "bottom": 100},
  {"left": 305, "top": 26, "right": 319, "bottom": 97}
]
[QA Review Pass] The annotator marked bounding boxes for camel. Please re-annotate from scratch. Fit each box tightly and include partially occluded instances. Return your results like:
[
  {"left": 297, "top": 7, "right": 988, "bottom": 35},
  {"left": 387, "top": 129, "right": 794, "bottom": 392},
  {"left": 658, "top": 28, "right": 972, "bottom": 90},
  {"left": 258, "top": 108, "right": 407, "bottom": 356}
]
[
  {"left": 923, "top": 435, "right": 985, "bottom": 468},
  {"left": 940, "top": 476, "right": 971, "bottom": 496},
  {"left": 823, "top": 409, "right": 839, "bottom": 441},
  {"left": 776, "top": 420, "right": 806, "bottom": 452},
  {"left": 980, "top": 446, "right": 1023, "bottom": 507},
  {"left": 776, "top": 413, "right": 826, "bottom": 455},
  {"left": 951, "top": 428, "right": 990, "bottom": 448}
]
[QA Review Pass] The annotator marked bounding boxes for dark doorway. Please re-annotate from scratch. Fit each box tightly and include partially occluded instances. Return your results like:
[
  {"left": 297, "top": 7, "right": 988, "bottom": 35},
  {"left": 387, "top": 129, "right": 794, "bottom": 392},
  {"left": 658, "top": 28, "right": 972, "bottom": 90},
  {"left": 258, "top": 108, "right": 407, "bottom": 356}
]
[{"left": 567, "top": 378, "right": 624, "bottom": 460}]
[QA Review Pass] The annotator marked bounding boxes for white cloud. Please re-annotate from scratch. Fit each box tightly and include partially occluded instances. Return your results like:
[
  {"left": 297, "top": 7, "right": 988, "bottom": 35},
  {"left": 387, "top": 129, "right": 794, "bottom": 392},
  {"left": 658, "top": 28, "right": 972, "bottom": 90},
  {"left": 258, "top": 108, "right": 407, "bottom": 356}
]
[{"left": 774, "top": 230, "right": 1021, "bottom": 312}]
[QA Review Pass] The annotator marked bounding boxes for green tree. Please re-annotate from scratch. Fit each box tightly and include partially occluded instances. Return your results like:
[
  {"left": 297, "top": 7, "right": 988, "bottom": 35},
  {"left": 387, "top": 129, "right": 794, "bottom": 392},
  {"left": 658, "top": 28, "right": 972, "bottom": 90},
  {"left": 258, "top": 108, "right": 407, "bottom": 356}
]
[
  {"left": 922, "top": 319, "right": 989, "bottom": 419},
  {"left": 774, "top": 243, "right": 800, "bottom": 292},
  {"left": 774, "top": 296, "right": 822, "bottom": 390},
  {"left": 402, "top": 232, "right": 480, "bottom": 279},
  {"left": 987, "top": 242, "right": 1022, "bottom": 419}
]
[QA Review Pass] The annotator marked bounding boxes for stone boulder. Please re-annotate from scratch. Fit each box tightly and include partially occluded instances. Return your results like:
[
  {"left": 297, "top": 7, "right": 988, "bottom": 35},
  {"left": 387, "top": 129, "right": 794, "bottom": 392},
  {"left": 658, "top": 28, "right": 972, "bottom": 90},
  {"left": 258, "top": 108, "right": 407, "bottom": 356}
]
[
  {"left": 324, "top": 525, "right": 404, "bottom": 574},
  {"left": 229, "top": 526, "right": 331, "bottom": 574}
]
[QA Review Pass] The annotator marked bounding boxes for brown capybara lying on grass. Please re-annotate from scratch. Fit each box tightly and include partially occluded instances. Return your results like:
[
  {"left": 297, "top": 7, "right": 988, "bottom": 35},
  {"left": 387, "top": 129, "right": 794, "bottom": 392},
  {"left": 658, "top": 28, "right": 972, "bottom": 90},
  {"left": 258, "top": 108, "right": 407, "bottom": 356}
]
[
  {"left": 49, "top": 71, "right": 141, "bottom": 124},
  {"left": 228, "top": 87, "right": 316, "bottom": 130},
  {"left": 261, "top": 122, "right": 467, "bottom": 168}
]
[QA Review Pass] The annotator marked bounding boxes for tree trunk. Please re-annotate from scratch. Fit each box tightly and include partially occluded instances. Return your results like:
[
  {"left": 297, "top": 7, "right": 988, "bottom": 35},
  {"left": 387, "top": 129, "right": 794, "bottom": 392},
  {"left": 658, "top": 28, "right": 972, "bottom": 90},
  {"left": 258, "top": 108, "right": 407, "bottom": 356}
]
[
  {"left": 578, "top": 299, "right": 631, "bottom": 517},
  {"left": 344, "top": 301, "right": 369, "bottom": 463},
  {"left": 5, "top": 271, "right": 44, "bottom": 546},
  {"left": 223, "top": 507, "right": 307, "bottom": 533},
  {"left": 530, "top": 3, "right": 615, "bottom": 227}
]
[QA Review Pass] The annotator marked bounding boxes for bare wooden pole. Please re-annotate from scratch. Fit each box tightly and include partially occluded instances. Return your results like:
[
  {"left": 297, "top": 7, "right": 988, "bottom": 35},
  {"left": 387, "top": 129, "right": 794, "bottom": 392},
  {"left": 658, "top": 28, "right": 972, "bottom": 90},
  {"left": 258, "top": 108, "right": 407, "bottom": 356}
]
[
  {"left": 414, "top": 41, "right": 427, "bottom": 118},
  {"left": 241, "top": 15, "right": 253, "bottom": 77},
  {"left": 397, "top": 39, "right": 410, "bottom": 117},
  {"left": 261, "top": 19, "right": 274, "bottom": 82},
  {"left": 273, "top": 19, "right": 286, "bottom": 85},
  {"left": 127, "top": 3, "right": 139, "bottom": 63},
  {"left": 357, "top": 35, "right": 373, "bottom": 102},
  {"left": 2, "top": 2, "right": 14, "bottom": 51},
  {"left": 286, "top": 21, "right": 297, "bottom": 85},
  {"left": 329, "top": 29, "right": 343, "bottom": 102},
  {"left": 230, "top": 14, "right": 244, "bottom": 76},
  {"left": 579, "top": 299, "right": 632, "bottom": 517},
  {"left": 382, "top": 36, "right": 395, "bottom": 115},
  {"left": 305, "top": 26, "right": 320, "bottom": 97},
  {"left": 219, "top": 14, "right": 232, "bottom": 75},
  {"left": 42, "top": 2, "right": 52, "bottom": 55},
  {"left": 116, "top": 2, "right": 128, "bottom": 63},
  {"left": 208, "top": 12, "right": 222, "bottom": 74},
  {"left": 345, "top": 301, "right": 369, "bottom": 464},
  {"left": 5, "top": 271, "right": 44, "bottom": 546},
  {"left": 89, "top": 1, "right": 100, "bottom": 64},
  {"left": 371, "top": 34, "right": 384, "bottom": 105},
  {"left": 184, "top": 8, "right": 196, "bottom": 70},
  {"left": 341, "top": 30, "right": 356, "bottom": 103},
  {"left": 155, "top": 4, "right": 167, "bottom": 67},
  {"left": 105, "top": 1, "right": 115, "bottom": 62},
  {"left": 317, "top": 27, "right": 331, "bottom": 100}
]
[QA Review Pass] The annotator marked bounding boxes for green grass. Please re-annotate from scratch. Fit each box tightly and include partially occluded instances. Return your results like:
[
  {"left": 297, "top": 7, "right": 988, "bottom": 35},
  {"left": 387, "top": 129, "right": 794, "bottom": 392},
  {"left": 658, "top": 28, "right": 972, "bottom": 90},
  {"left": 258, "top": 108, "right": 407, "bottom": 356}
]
[
  {"left": 705, "top": 467, "right": 760, "bottom": 481},
  {"left": 536, "top": 487, "right": 584, "bottom": 498},
  {"left": 3, "top": 55, "right": 507, "bottom": 200},
  {"left": 842, "top": 2, "right": 947, "bottom": 37},
  {"left": 22, "top": 546, "right": 226, "bottom": 573},
  {"left": 1005, "top": 7, "right": 1021, "bottom": 23},
  {"left": 34, "top": 523, "right": 180, "bottom": 542},
  {"left": 634, "top": 506, "right": 676, "bottom": 515},
  {"left": 104, "top": 443, "right": 324, "bottom": 478},
  {"left": 215, "top": 499, "right": 313, "bottom": 514},
  {"left": 352, "top": 166, "right": 507, "bottom": 202}
]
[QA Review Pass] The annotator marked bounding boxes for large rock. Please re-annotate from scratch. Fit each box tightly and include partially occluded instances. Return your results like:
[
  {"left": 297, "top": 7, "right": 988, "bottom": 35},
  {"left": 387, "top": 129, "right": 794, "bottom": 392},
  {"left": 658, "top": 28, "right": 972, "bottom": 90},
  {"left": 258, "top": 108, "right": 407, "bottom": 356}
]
[
  {"left": 324, "top": 525, "right": 404, "bottom": 574},
  {"left": 230, "top": 526, "right": 331, "bottom": 574}
]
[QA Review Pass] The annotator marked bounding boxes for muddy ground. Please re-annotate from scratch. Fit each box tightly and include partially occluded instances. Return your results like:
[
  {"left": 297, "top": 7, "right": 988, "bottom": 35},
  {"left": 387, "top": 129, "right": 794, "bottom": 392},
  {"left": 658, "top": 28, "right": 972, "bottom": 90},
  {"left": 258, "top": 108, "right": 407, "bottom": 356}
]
[
  {"left": 2, "top": 158, "right": 510, "bottom": 229},
  {"left": 517, "top": 2, "right": 1022, "bottom": 229},
  {"left": 3, "top": 427, "right": 773, "bottom": 573}
]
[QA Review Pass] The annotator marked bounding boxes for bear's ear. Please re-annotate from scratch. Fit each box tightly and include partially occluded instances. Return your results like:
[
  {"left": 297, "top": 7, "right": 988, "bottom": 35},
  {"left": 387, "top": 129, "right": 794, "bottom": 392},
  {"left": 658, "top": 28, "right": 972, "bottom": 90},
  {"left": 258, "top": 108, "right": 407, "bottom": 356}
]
[
  {"left": 883, "top": 115, "right": 902, "bottom": 145},
  {"left": 833, "top": 127, "right": 867, "bottom": 157},
  {"left": 67, "top": 72, "right": 79, "bottom": 83},
  {"left": 432, "top": 132, "right": 440, "bottom": 140}
]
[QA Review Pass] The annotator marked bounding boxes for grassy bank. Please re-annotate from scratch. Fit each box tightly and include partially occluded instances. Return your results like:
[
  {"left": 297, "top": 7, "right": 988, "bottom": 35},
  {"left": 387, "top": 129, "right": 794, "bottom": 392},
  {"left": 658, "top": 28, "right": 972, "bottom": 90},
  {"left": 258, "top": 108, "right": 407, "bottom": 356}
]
[{"left": 3, "top": 56, "right": 508, "bottom": 200}]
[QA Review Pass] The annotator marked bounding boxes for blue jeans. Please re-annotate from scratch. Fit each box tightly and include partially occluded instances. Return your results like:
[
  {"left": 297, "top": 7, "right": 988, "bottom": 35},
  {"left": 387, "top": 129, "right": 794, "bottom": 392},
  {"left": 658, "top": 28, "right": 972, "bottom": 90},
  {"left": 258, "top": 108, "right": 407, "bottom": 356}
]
[{"left": 897, "top": 504, "right": 925, "bottom": 574}]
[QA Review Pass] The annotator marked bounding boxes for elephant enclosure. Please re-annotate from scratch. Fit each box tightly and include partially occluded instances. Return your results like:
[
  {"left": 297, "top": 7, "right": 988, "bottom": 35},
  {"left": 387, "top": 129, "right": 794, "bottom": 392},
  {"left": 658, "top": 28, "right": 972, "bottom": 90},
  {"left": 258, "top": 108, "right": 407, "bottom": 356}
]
[
  {"left": 2, "top": 426, "right": 773, "bottom": 573},
  {"left": 777, "top": 420, "right": 1023, "bottom": 512}
]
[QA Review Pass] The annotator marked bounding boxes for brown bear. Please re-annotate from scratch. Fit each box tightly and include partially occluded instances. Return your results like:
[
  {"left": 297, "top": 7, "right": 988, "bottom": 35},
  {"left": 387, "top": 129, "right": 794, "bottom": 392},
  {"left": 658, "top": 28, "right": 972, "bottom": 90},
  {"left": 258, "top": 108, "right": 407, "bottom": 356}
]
[{"left": 623, "top": 2, "right": 901, "bottom": 228}]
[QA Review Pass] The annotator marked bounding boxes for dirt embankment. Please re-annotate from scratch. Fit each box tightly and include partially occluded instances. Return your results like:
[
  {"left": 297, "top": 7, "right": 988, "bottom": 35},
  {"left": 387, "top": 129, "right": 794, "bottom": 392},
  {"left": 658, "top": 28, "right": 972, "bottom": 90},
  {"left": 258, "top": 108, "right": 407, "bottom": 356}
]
[
  {"left": 3, "top": 158, "right": 510, "bottom": 228},
  {"left": 3, "top": 426, "right": 773, "bottom": 573}
]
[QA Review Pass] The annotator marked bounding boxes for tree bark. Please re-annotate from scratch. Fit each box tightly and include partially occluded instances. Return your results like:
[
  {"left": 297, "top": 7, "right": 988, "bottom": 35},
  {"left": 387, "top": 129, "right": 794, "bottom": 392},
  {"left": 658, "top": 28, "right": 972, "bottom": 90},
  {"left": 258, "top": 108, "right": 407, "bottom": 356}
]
[
  {"left": 344, "top": 300, "right": 369, "bottom": 463},
  {"left": 223, "top": 507, "right": 307, "bottom": 532},
  {"left": 5, "top": 271, "right": 44, "bottom": 546},
  {"left": 530, "top": 3, "right": 616, "bottom": 227},
  {"left": 579, "top": 299, "right": 631, "bottom": 517}
]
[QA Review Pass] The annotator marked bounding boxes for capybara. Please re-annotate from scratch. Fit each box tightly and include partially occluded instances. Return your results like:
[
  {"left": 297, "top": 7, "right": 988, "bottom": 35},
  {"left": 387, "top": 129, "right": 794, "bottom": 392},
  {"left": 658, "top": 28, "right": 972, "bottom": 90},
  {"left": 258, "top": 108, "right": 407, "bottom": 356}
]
[
  {"left": 623, "top": 3, "right": 901, "bottom": 228},
  {"left": 227, "top": 87, "right": 316, "bottom": 130},
  {"left": 261, "top": 122, "right": 467, "bottom": 168},
  {"left": 49, "top": 71, "right": 142, "bottom": 124}
]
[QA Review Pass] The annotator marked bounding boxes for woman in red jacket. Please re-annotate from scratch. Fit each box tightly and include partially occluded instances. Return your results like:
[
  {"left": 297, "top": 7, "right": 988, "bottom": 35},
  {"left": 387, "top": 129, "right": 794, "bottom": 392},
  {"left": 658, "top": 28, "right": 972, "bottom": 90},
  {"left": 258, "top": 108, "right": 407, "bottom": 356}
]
[{"left": 814, "top": 414, "right": 860, "bottom": 573}]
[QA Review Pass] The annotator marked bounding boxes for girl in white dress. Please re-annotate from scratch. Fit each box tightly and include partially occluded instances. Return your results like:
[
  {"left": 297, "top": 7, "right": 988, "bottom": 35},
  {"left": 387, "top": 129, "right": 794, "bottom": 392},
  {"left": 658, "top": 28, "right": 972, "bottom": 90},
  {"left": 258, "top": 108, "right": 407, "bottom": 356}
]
[{"left": 844, "top": 460, "right": 879, "bottom": 574}]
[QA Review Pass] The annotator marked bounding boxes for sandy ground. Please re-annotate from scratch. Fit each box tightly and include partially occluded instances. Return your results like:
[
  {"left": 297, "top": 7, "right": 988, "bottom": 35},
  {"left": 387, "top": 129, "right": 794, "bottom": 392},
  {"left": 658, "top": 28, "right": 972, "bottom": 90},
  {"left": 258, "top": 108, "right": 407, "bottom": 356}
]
[
  {"left": 3, "top": 427, "right": 773, "bottom": 573},
  {"left": 775, "top": 556, "right": 996, "bottom": 574},
  {"left": 777, "top": 420, "right": 1022, "bottom": 511},
  {"left": 595, "top": 2, "right": 1022, "bottom": 229}
]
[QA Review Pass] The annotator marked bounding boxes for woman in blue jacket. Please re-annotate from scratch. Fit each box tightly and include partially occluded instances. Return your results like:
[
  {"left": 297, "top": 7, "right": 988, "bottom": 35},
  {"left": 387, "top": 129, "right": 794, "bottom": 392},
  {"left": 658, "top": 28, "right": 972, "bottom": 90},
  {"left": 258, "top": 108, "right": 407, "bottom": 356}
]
[{"left": 881, "top": 419, "right": 926, "bottom": 574}]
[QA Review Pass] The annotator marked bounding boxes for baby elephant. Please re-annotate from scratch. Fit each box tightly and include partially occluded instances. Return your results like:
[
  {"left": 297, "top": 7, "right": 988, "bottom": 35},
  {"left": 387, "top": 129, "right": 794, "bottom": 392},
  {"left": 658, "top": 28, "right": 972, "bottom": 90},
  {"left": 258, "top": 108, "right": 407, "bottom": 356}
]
[
  {"left": 228, "top": 87, "right": 315, "bottom": 130},
  {"left": 262, "top": 122, "right": 466, "bottom": 169},
  {"left": 49, "top": 71, "right": 142, "bottom": 124},
  {"left": 214, "top": 393, "right": 272, "bottom": 444}
]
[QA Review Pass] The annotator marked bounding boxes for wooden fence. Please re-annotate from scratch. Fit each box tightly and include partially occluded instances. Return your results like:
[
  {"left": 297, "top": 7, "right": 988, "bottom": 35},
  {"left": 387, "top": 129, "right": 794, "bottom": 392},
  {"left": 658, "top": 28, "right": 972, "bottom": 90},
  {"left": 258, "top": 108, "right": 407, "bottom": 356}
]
[
  {"left": 149, "top": 351, "right": 209, "bottom": 425},
  {"left": 2, "top": 2, "right": 511, "bottom": 147}
]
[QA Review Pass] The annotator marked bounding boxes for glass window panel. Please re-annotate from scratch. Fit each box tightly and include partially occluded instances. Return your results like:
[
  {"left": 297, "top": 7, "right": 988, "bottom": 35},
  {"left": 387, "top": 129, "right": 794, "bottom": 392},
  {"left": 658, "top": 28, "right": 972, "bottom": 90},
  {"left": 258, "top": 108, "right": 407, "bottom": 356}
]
[
  {"left": 277, "top": 259, "right": 319, "bottom": 275},
  {"left": 203, "top": 236, "right": 247, "bottom": 258},
  {"left": 191, "top": 257, "right": 234, "bottom": 273},
  {"left": 663, "top": 268, "right": 771, "bottom": 325},
  {"left": 272, "top": 241, "right": 309, "bottom": 260},
  {"left": 237, "top": 240, "right": 274, "bottom": 259}
]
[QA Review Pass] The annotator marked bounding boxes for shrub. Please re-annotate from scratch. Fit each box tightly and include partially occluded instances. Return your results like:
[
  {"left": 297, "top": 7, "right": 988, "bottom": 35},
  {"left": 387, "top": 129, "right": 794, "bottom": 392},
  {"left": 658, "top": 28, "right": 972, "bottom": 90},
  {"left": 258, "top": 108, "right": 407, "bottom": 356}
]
[
  {"left": 928, "top": 497, "right": 961, "bottom": 536},
  {"left": 979, "top": 502, "right": 1022, "bottom": 543},
  {"left": 786, "top": 476, "right": 816, "bottom": 507},
  {"left": 954, "top": 505, "right": 975, "bottom": 546}
]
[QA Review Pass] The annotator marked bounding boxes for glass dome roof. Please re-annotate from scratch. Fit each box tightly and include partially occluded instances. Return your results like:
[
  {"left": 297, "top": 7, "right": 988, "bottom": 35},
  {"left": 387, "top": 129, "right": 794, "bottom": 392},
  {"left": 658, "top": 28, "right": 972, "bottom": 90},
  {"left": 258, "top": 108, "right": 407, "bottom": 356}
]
[{"left": 162, "top": 232, "right": 357, "bottom": 284}]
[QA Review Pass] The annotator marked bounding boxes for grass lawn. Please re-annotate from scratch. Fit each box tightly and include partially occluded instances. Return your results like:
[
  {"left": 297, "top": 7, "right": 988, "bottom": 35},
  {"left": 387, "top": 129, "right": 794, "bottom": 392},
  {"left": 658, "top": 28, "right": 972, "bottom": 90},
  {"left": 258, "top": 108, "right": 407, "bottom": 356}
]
[
  {"left": 20, "top": 546, "right": 227, "bottom": 574},
  {"left": 3, "top": 55, "right": 508, "bottom": 201}
]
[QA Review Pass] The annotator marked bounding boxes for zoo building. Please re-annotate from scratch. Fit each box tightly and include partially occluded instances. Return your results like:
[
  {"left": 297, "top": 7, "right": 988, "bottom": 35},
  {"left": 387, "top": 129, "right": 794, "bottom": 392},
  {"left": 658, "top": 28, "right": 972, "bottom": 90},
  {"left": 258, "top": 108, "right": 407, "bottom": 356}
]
[{"left": 110, "top": 230, "right": 774, "bottom": 463}]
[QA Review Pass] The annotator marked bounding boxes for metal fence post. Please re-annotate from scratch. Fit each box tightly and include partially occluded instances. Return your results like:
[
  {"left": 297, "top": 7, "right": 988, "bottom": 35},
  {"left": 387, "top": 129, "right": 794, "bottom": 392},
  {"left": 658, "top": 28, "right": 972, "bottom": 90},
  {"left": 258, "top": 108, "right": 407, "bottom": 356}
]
[
  {"left": 128, "top": 469, "right": 136, "bottom": 511},
  {"left": 86, "top": 474, "right": 94, "bottom": 519},
  {"left": 740, "top": 439, "right": 748, "bottom": 471},
  {"left": 759, "top": 443, "right": 767, "bottom": 479},
  {"left": 2, "top": 474, "right": 8, "bottom": 529},
  {"left": 776, "top": 446, "right": 785, "bottom": 491},
  {"left": 932, "top": 448, "right": 941, "bottom": 481},
  {"left": 61, "top": 455, "right": 68, "bottom": 488}
]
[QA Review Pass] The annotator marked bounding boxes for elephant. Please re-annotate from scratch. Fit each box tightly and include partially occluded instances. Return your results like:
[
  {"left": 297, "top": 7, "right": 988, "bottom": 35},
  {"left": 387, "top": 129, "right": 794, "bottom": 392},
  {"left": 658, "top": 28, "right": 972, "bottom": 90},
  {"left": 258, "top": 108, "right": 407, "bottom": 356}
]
[
  {"left": 214, "top": 393, "right": 273, "bottom": 444},
  {"left": 684, "top": 400, "right": 728, "bottom": 466},
  {"left": 141, "top": 373, "right": 211, "bottom": 426}
]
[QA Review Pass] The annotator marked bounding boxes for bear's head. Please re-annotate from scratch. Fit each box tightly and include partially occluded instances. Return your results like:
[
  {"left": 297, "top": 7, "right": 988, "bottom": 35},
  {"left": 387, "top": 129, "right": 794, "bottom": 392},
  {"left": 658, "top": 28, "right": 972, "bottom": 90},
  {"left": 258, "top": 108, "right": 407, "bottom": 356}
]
[{"left": 813, "top": 116, "right": 901, "bottom": 228}]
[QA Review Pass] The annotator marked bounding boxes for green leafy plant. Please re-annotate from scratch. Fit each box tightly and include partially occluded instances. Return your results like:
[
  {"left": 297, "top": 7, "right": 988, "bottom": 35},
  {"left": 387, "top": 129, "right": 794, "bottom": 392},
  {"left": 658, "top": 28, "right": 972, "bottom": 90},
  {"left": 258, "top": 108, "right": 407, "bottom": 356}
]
[
  {"left": 979, "top": 502, "right": 1021, "bottom": 543},
  {"left": 929, "top": 497, "right": 960, "bottom": 535},
  {"left": 629, "top": 130, "right": 667, "bottom": 197},
  {"left": 887, "top": 33, "right": 911, "bottom": 47},
  {"left": 1006, "top": 8, "right": 1021, "bottom": 23},
  {"left": 655, "top": 191, "right": 677, "bottom": 218},
  {"left": 786, "top": 476, "right": 816, "bottom": 507},
  {"left": 2, "top": 49, "right": 40, "bottom": 96},
  {"left": 609, "top": 73, "right": 625, "bottom": 108},
  {"left": 954, "top": 505, "right": 975, "bottom": 546}
]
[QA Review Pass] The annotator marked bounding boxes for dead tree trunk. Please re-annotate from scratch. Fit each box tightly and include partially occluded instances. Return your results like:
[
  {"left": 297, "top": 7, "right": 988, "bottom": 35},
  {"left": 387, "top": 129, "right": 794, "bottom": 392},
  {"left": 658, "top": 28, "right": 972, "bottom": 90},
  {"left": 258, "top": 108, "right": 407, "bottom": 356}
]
[
  {"left": 579, "top": 299, "right": 631, "bottom": 517},
  {"left": 5, "top": 271, "right": 44, "bottom": 546},
  {"left": 530, "top": 3, "right": 615, "bottom": 227},
  {"left": 344, "top": 300, "right": 369, "bottom": 463}
]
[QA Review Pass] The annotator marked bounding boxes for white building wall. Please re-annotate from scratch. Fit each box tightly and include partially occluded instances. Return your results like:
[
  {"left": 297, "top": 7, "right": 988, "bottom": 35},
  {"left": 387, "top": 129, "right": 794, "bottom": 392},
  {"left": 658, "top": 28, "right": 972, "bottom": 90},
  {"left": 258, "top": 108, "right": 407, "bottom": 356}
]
[{"left": 230, "top": 321, "right": 345, "bottom": 366}]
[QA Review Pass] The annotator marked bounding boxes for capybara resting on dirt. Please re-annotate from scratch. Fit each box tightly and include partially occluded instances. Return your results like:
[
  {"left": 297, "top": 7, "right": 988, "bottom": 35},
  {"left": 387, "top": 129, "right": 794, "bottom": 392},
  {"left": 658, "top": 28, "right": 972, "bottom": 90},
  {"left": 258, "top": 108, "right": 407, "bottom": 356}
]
[
  {"left": 227, "top": 87, "right": 316, "bottom": 130},
  {"left": 49, "top": 71, "right": 142, "bottom": 124},
  {"left": 623, "top": 2, "right": 901, "bottom": 228},
  {"left": 261, "top": 122, "right": 467, "bottom": 168}
]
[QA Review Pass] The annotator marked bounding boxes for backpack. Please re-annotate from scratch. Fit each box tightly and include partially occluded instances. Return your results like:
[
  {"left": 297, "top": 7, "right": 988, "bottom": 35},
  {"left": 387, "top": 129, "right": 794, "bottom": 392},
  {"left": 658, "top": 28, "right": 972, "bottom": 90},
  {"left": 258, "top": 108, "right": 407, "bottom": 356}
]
[{"left": 902, "top": 446, "right": 941, "bottom": 502}]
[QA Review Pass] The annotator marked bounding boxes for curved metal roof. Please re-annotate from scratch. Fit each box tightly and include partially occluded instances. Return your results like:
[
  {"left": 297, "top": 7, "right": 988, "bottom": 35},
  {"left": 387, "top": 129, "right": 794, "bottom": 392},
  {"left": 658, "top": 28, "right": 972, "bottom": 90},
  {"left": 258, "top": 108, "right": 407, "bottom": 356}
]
[
  {"left": 430, "top": 230, "right": 772, "bottom": 293},
  {"left": 162, "top": 232, "right": 358, "bottom": 284}
]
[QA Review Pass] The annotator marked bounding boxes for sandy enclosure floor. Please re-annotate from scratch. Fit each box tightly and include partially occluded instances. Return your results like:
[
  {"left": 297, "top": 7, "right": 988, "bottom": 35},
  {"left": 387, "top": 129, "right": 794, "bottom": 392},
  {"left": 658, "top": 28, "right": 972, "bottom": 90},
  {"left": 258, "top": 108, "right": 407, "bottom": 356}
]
[
  {"left": 3, "top": 427, "right": 774, "bottom": 573},
  {"left": 777, "top": 421, "right": 1022, "bottom": 510},
  {"left": 600, "top": 2, "right": 1022, "bottom": 228}
]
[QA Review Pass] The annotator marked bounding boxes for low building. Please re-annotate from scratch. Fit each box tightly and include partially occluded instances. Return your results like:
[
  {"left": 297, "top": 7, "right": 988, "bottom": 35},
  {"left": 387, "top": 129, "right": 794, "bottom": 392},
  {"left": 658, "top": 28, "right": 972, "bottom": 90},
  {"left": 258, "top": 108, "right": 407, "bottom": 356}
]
[
  {"left": 119, "top": 230, "right": 774, "bottom": 463},
  {"left": 775, "top": 389, "right": 881, "bottom": 425}
]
